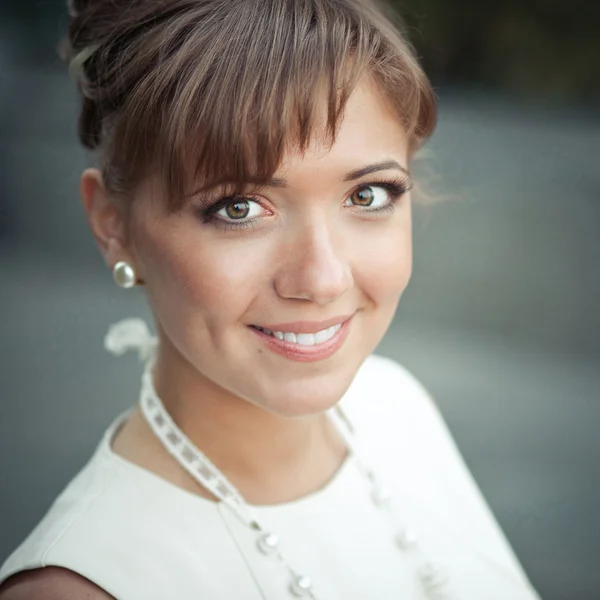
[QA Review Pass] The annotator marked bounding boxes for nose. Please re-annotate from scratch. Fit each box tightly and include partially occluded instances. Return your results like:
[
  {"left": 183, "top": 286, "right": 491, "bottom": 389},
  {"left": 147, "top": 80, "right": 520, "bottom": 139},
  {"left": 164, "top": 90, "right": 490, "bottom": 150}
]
[{"left": 273, "top": 218, "right": 353, "bottom": 305}]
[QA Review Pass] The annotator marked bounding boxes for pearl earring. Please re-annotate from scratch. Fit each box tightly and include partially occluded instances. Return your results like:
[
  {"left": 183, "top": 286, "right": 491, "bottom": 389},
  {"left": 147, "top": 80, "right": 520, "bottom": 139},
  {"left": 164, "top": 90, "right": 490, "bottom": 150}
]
[{"left": 112, "top": 261, "right": 137, "bottom": 289}]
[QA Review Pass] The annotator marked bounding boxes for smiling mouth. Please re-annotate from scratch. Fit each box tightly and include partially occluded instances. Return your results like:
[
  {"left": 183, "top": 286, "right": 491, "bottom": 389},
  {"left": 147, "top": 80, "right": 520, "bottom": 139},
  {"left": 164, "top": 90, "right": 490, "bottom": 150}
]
[{"left": 249, "top": 324, "right": 343, "bottom": 346}]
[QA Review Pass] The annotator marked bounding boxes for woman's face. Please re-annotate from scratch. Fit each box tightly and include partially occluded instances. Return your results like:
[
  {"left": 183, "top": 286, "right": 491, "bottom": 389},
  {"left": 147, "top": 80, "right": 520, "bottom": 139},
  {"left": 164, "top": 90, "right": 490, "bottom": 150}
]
[{"left": 129, "top": 76, "right": 413, "bottom": 417}]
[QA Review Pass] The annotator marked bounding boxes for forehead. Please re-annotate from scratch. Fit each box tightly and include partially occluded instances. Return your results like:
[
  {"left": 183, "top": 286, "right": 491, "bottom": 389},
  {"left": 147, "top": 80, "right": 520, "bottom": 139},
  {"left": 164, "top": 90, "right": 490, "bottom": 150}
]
[
  {"left": 279, "top": 77, "right": 409, "bottom": 177},
  {"left": 137, "top": 76, "right": 411, "bottom": 208}
]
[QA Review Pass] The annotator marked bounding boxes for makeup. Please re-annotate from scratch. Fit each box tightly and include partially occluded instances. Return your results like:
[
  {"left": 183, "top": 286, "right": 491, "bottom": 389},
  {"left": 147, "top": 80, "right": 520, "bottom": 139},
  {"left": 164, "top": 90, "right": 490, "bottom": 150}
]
[{"left": 248, "top": 315, "right": 353, "bottom": 362}]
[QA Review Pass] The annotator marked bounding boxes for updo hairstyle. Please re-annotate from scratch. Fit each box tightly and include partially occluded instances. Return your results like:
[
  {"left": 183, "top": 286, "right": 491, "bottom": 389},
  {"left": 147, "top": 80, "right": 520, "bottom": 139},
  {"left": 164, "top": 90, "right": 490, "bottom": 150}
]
[{"left": 61, "top": 0, "right": 437, "bottom": 212}]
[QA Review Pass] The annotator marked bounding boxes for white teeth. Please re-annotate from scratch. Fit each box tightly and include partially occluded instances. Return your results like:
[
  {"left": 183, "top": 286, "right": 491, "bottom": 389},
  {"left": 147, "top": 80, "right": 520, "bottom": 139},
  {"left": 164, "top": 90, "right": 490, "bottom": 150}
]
[
  {"left": 314, "top": 326, "right": 335, "bottom": 344},
  {"left": 295, "top": 333, "right": 315, "bottom": 346},
  {"left": 255, "top": 323, "right": 343, "bottom": 346}
]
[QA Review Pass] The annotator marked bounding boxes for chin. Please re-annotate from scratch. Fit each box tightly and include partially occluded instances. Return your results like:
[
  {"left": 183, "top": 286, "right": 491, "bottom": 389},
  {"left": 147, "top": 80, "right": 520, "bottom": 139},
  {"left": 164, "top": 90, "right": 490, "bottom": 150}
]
[{"left": 256, "top": 369, "right": 358, "bottom": 418}]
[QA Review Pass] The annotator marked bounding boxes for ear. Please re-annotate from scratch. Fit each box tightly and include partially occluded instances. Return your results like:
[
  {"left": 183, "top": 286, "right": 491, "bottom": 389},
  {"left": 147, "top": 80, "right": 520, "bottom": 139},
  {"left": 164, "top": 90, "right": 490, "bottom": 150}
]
[{"left": 80, "top": 168, "right": 131, "bottom": 269}]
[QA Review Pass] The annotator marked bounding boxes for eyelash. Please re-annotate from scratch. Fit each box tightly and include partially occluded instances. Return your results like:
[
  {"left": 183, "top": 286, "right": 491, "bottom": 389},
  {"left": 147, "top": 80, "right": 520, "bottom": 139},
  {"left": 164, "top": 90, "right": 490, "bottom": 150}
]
[{"left": 199, "top": 177, "right": 412, "bottom": 232}]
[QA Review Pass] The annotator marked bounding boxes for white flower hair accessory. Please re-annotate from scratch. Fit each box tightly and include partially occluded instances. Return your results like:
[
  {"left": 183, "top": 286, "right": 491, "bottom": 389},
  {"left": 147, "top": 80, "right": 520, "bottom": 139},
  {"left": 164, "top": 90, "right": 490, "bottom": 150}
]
[{"left": 104, "top": 318, "right": 157, "bottom": 362}]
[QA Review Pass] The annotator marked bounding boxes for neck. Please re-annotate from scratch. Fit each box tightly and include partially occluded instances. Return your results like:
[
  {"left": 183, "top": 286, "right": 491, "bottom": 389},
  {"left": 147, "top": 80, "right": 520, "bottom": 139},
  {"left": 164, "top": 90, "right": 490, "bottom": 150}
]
[{"left": 149, "top": 337, "right": 348, "bottom": 504}]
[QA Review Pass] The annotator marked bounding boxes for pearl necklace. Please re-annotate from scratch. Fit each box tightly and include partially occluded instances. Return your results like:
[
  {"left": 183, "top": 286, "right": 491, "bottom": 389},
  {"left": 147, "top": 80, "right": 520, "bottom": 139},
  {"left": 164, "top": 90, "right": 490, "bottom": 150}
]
[{"left": 105, "top": 318, "right": 454, "bottom": 599}]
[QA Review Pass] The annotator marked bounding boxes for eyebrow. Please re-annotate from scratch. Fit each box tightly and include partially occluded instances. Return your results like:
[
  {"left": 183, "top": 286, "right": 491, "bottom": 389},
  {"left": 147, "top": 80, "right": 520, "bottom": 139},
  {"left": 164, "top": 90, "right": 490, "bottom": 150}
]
[
  {"left": 257, "top": 160, "right": 411, "bottom": 188},
  {"left": 343, "top": 160, "right": 410, "bottom": 182}
]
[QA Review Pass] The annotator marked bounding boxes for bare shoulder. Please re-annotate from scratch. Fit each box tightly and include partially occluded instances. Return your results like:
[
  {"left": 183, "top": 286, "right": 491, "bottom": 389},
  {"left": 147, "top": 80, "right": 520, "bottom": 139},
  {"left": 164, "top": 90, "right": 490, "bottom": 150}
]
[{"left": 0, "top": 567, "right": 115, "bottom": 600}]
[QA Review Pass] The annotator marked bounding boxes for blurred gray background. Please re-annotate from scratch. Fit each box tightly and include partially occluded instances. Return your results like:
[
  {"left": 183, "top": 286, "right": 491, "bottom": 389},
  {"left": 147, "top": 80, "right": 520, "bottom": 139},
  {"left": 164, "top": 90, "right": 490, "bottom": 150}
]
[{"left": 0, "top": 2, "right": 599, "bottom": 599}]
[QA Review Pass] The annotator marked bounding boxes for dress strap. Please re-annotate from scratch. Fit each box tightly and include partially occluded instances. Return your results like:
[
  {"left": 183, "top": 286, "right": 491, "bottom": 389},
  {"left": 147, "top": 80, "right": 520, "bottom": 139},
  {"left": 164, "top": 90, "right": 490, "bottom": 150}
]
[{"left": 104, "top": 318, "right": 158, "bottom": 363}]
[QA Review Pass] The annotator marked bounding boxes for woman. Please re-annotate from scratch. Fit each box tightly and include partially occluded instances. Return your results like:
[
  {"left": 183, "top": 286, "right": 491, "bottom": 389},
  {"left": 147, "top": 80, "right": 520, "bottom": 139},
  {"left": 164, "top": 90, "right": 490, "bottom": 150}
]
[{"left": 0, "top": 0, "right": 541, "bottom": 598}]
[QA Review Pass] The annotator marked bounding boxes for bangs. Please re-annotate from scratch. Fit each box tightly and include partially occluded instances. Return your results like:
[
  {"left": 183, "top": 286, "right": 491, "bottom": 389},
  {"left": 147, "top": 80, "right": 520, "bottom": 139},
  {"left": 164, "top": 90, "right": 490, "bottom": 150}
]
[{"left": 99, "top": 0, "right": 436, "bottom": 211}]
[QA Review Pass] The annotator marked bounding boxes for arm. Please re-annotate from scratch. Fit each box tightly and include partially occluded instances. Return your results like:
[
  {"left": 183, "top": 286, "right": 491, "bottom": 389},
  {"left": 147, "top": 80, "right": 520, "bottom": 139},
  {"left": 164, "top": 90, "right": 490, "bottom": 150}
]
[{"left": 0, "top": 567, "right": 116, "bottom": 600}]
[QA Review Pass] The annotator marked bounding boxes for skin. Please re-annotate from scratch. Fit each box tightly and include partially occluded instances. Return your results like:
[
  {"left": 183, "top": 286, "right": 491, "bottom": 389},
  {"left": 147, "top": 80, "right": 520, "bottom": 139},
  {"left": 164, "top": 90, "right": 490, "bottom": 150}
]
[
  {"left": 80, "top": 75, "right": 414, "bottom": 505},
  {"left": 0, "top": 568, "right": 116, "bottom": 600}
]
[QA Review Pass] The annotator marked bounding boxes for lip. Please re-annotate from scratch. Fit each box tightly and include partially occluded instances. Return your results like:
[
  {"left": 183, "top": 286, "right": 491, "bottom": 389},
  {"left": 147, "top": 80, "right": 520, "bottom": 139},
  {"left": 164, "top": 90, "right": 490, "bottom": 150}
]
[
  {"left": 248, "top": 315, "right": 353, "bottom": 363},
  {"left": 252, "top": 313, "right": 354, "bottom": 335}
]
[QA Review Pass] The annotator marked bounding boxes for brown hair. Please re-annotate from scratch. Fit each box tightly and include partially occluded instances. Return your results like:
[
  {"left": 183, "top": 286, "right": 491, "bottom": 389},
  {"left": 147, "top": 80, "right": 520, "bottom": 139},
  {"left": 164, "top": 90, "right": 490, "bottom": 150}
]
[{"left": 61, "top": 0, "right": 437, "bottom": 212}]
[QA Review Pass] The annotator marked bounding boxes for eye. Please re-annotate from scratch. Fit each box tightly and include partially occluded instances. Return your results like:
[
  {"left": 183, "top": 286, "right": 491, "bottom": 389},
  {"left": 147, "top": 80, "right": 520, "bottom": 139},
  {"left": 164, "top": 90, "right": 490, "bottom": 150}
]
[
  {"left": 213, "top": 198, "right": 263, "bottom": 221},
  {"left": 344, "top": 184, "right": 396, "bottom": 211}
]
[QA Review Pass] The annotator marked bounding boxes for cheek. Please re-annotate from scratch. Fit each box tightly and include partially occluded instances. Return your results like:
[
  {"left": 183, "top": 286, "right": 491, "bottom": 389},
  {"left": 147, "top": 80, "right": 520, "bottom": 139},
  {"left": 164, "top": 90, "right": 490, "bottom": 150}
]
[
  {"left": 133, "top": 199, "right": 412, "bottom": 324},
  {"left": 355, "top": 208, "right": 413, "bottom": 305},
  {"left": 135, "top": 221, "right": 267, "bottom": 326}
]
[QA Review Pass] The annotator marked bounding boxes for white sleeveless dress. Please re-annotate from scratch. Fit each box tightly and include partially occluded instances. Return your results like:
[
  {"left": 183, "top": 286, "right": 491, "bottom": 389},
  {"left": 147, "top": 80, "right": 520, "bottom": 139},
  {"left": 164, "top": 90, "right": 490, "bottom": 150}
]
[{"left": 0, "top": 322, "right": 541, "bottom": 600}]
